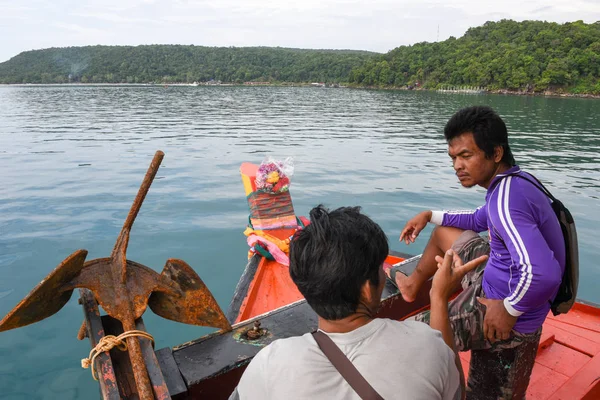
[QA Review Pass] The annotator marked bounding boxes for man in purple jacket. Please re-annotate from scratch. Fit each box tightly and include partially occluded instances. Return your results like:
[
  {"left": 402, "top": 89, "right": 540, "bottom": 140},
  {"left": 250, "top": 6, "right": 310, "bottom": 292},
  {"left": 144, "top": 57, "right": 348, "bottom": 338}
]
[{"left": 385, "top": 106, "right": 565, "bottom": 399}]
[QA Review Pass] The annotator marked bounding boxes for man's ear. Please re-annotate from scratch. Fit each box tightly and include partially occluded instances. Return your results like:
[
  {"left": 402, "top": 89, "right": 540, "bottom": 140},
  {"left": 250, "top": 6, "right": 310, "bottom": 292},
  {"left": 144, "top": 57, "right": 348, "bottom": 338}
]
[
  {"left": 360, "top": 280, "right": 374, "bottom": 304},
  {"left": 494, "top": 146, "right": 504, "bottom": 163}
]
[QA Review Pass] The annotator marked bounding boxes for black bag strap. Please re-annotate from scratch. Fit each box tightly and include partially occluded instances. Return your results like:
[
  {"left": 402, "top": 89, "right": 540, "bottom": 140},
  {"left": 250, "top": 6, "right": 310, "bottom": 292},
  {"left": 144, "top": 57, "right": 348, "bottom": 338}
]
[
  {"left": 491, "top": 171, "right": 557, "bottom": 202},
  {"left": 312, "top": 331, "right": 384, "bottom": 400}
]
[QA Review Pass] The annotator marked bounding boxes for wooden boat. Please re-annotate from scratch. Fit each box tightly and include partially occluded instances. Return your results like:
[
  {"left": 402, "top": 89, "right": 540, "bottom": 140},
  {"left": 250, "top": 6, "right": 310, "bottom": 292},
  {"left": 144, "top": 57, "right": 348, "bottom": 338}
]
[
  {"left": 82, "top": 161, "right": 600, "bottom": 400},
  {"left": 2, "top": 156, "right": 599, "bottom": 399}
]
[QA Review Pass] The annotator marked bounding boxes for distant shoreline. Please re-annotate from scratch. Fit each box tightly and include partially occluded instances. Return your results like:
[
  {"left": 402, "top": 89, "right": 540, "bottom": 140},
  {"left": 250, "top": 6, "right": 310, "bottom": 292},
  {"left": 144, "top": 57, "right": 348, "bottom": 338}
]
[
  {"left": 1, "top": 82, "right": 599, "bottom": 99},
  {"left": 350, "top": 85, "right": 600, "bottom": 99}
]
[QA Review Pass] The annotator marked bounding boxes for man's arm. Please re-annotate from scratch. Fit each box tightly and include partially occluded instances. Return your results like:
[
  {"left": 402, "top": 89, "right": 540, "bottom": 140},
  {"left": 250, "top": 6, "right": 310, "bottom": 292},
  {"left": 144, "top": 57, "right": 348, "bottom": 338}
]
[
  {"left": 400, "top": 205, "right": 487, "bottom": 244},
  {"left": 430, "top": 204, "right": 488, "bottom": 233}
]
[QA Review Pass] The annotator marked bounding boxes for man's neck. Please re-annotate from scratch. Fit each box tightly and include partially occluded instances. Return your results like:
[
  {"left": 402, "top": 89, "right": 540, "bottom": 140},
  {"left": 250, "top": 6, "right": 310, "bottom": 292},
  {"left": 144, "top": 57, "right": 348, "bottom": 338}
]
[
  {"left": 318, "top": 313, "right": 373, "bottom": 334},
  {"left": 482, "top": 163, "right": 512, "bottom": 189}
]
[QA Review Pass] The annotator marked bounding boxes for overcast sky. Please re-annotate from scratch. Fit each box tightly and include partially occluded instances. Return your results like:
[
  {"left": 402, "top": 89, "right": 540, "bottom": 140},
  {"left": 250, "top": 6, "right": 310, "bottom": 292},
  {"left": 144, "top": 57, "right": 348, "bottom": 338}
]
[{"left": 1, "top": 0, "right": 600, "bottom": 62}]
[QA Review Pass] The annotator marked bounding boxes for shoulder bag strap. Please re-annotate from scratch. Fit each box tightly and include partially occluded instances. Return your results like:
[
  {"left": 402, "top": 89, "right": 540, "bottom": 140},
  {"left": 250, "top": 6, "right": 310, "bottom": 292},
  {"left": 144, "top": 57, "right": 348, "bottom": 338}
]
[
  {"left": 491, "top": 171, "right": 556, "bottom": 201},
  {"left": 312, "top": 331, "right": 384, "bottom": 400}
]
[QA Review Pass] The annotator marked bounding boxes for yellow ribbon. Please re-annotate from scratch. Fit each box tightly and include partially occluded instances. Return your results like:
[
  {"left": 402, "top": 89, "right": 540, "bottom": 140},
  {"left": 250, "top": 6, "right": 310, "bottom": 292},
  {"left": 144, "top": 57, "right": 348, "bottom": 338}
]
[{"left": 244, "top": 227, "right": 291, "bottom": 253}]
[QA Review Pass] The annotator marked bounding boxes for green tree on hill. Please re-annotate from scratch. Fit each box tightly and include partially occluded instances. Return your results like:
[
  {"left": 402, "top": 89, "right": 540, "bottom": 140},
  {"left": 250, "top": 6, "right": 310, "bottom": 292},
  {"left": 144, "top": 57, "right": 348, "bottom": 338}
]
[{"left": 350, "top": 19, "right": 600, "bottom": 94}]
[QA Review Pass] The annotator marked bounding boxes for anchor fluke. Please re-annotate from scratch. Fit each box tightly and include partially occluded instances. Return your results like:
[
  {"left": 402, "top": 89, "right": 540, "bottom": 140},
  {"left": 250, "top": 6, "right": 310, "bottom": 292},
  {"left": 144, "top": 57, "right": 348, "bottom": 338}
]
[
  {"left": 0, "top": 249, "right": 88, "bottom": 332},
  {"left": 149, "top": 259, "right": 231, "bottom": 330}
]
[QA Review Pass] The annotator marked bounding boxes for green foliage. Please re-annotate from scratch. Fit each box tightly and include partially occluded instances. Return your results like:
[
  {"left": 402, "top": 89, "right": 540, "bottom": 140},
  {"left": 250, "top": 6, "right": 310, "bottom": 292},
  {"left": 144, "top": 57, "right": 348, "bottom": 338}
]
[
  {"left": 0, "top": 45, "right": 376, "bottom": 84},
  {"left": 2, "top": 20, "right": 600, "bottom": 94},
  {"left": 350, "top": 20, "right": 600, "bottom": 93}
]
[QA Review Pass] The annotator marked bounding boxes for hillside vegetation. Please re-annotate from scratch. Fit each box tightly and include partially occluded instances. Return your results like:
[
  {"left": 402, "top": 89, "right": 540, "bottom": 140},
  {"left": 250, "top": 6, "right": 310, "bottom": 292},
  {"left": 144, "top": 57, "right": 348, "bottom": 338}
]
[
  {"left": 350, "top": 20, "right": 600, "bottom": 94},
  {"left": 0, "top": 46, "right": 375, "bottom": 84},
  {"left": 1, "top": 20, "right": 600, "bottom": 94}
]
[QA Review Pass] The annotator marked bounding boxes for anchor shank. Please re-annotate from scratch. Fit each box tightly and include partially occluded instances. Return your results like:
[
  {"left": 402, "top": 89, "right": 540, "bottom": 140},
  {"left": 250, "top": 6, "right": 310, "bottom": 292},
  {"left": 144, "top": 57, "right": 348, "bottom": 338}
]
[
  {"left": 123, "top": 318, "right": 155, "bottom": 400},
  {"left": 117, "top": 150, "right": 164, "bottom": 250}
]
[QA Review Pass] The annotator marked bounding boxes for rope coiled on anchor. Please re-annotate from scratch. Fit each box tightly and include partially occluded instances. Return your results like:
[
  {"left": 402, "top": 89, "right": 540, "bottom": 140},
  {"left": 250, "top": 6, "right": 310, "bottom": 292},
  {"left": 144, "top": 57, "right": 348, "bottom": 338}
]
[{"left": 81, "top": 330, "right": 154, "bottom": 380}]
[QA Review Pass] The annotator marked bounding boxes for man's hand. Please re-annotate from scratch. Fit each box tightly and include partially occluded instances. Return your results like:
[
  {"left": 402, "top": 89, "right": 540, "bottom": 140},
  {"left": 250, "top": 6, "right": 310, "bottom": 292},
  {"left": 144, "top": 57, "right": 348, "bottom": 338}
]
[
  {"left": 431, "top": 250, "right": 488, "bottom": 302},
  {"left": 429, "top": 250, "right": 487, "bottom": 400},
  {"left": 477, "top": 298, "right": 518, "bottom": 342},
  {"left": 399, "top": 211, "right": 432, "bottom": 244}
]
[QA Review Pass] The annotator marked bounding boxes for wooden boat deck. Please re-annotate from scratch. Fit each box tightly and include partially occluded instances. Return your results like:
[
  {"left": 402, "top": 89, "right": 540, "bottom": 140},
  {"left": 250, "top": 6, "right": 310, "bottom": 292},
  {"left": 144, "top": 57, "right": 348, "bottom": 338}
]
[{"left": 455, "top": 301, "right": 600, "bottom": 400}]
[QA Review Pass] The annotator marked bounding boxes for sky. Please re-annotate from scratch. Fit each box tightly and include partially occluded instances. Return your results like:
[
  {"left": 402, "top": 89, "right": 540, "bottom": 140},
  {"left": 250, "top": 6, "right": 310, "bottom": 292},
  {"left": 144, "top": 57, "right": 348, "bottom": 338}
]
[{"left": 1, "top": 0, "right": 600, "bottom": 62}]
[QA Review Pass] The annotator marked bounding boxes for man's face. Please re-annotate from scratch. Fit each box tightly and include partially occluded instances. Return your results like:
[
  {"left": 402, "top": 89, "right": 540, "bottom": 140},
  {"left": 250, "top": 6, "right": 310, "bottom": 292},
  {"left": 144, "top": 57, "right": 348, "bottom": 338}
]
[{"left": 448, "top": 132, "right": 498, "bottom": 189}]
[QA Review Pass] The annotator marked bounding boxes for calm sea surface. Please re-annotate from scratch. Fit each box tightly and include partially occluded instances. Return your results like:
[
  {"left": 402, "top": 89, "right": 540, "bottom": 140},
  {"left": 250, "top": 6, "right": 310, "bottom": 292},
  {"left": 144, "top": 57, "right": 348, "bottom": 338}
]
[{"left": 0, "top": 86, "right": 599, "bottom": 399}]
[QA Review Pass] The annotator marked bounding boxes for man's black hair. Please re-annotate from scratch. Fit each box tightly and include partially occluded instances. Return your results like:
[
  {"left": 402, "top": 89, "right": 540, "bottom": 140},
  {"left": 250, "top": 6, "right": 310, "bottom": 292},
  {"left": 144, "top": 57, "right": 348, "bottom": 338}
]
[
  {"left": 289, "top": 205, "right": 389, "bottom": 320},
  {"left": 444, "top": 106, "right": 516, "bottom": 166}
]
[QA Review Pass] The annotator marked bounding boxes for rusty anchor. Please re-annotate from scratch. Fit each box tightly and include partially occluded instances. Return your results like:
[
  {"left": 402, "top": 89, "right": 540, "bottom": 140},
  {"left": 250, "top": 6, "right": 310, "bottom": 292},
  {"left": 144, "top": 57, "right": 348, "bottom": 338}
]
[{"left": 0, "top": 150, "right": 231, "bottom": 400}]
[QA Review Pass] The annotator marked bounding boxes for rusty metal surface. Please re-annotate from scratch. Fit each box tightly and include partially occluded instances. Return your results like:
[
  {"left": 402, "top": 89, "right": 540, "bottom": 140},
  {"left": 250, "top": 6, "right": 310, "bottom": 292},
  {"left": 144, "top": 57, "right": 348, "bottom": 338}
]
[
  {"left": 101, "top": 316, "right": 141, "bottom": 399},
  {"left": 0, "top": 150, "right": 231, "bottom": 400},
  {"left": 148, "top": 259, "right": 230, "bottom": 329},
  {"left": 0, "top": 250, "right": 87, "bottom": 332}
]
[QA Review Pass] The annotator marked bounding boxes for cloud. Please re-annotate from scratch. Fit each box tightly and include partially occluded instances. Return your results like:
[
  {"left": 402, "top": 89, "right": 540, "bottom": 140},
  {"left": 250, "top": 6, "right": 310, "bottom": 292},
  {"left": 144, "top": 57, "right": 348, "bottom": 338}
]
[
  {"left": 53, "top": 23, "right": 108, "bottom": 36},
  {"left": 1, "top": 0, "right": 600, "bottom": 62},
  {"left": 71, "top": 12, "right": 162, "bottom": 25},
  {"left": 532, "top": 6, "right": 554, "bottom": 13}
]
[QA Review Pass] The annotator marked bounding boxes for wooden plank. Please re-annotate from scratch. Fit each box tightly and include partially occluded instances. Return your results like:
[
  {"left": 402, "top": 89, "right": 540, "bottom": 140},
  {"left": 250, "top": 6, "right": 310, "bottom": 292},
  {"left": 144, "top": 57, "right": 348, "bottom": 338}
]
[
  {"left": 527, "top": 363, "right": 569, "bottom": 400},
  {"left": 155, "top": 348, "right": 188, "bottom": 400},
  {"left": 549, "top": 353, "right": 600, "bottom": 400},
  {"left": 101, "top": 316, "right": 171, "bottom": 400},
  {"left": 545, "top": 319, "right": 600, "bottom": 346},
  {"left": 535, "top": 342, "right": 591, "bottom": 377},
  {"left": 101, "top": 316, "right": 141, "bottom": 398},
  {"left": 79, "top": 289, "right": 121, "bottom": 400},
  {"left": 537, "top": 330, "right": 555, "bottom": 353},
  {"left": 136, "top": 319, "right": 171, "bottom": 400},
  {"left": 547, "top": 306, "right": 600, "bottom": 334},
  {"left": 542, "top": 322, "right": 600, "bottom": 357}
]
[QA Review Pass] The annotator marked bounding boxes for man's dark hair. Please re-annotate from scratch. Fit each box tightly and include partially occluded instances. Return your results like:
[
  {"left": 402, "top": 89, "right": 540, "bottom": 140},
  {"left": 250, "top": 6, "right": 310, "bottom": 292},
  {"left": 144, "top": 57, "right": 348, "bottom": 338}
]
[
  {"left": 289, "top": 205, "right": 389, "bottom": 320},
  {"left": 444, "top": 106, "right": 516, "bottom": 166}
]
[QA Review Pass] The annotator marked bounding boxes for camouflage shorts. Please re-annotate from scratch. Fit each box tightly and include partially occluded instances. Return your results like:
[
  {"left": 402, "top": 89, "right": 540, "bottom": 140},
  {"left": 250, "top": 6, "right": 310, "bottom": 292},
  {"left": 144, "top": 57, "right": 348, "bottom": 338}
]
[{"left": 416, "top": 230, "right": 542, "bottom": 400}]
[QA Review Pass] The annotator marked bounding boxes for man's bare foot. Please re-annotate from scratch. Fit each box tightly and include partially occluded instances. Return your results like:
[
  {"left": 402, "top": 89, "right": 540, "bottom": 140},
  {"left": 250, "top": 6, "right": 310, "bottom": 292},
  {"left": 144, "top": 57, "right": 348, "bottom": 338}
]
[{"left": 384, "top": 265, "right": 418, "bottom": 303}]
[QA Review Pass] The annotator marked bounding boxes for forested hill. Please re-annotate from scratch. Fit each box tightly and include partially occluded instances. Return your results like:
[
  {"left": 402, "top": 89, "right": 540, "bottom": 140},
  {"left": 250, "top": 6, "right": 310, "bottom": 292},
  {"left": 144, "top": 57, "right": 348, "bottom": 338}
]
[
  {"left": 349, "top": 20, "right": 600, "bottom": 94},
  {"left": 2, "top": 20, "right": 600, "bottom": 94},
  {"left": 0, "top": 46, "right": 377, "bottom": 84}
]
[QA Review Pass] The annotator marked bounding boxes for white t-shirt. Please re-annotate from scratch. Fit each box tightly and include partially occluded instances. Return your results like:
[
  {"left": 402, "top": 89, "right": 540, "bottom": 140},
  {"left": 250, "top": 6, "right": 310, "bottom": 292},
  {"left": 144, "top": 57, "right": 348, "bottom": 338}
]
[{"left": 231, "top": 318, "right": 460, "bottom": 400}]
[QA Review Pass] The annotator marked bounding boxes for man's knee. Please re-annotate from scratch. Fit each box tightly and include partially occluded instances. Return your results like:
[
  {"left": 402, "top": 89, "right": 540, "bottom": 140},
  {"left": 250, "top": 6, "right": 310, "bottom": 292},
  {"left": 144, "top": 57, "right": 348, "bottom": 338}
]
[{"left": 431, "top": 225, "right": 466, "bottom": 251}]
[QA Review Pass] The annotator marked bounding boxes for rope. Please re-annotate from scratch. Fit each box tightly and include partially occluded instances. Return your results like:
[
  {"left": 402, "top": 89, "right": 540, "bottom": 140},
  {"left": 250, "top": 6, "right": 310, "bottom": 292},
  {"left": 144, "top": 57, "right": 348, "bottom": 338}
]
[
  {"left": 81, "top": 330, "right": 154, "bottom": 380},
  {"left": 244, "top": 227, "right": 292, "bottom": 253}
]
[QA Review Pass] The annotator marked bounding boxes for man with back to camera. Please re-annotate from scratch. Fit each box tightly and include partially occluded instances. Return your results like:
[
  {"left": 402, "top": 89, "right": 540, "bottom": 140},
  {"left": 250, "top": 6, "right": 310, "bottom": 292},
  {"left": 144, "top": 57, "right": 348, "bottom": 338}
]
[
  {"left": 230, "top": 204, "right": 488, "bottom": 399},
  {"left": 385, "top": 106, "right": 566, "bottom": 399}
]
